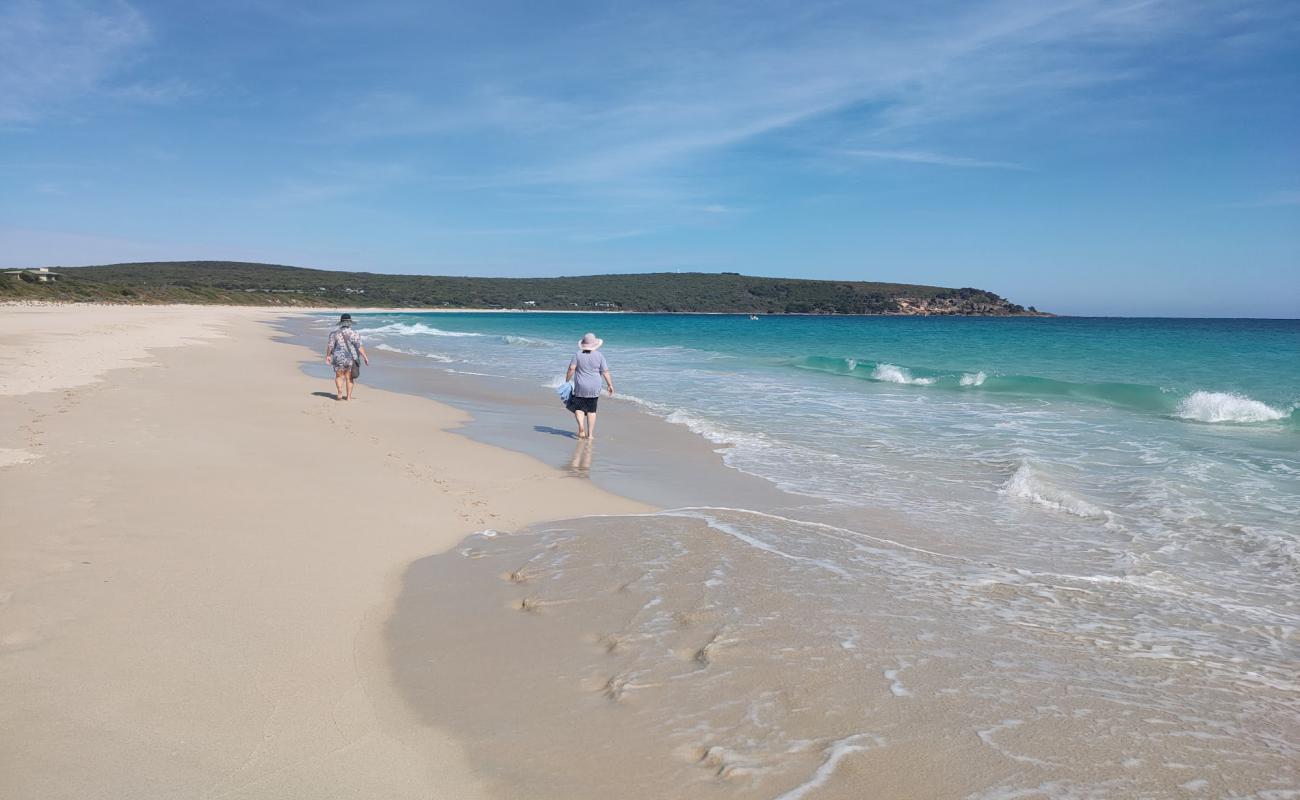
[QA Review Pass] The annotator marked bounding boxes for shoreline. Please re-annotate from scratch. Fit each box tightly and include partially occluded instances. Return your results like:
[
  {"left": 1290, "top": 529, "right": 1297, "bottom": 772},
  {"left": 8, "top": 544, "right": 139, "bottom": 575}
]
[
  {"left": 12, "top": 300, "right": 1300, "bottom": 321},
  {"left": 0, "top": 305, "right": 650, "bottom": 798},
  {"left": 4, "top": 306, "right": 1295, "bottom": 798},
  {"left": 314, "top": 308, "right": 1298, "bottom": 798},
  {"left": 276, "top": 312, "right": 815, "bottom": 514}
]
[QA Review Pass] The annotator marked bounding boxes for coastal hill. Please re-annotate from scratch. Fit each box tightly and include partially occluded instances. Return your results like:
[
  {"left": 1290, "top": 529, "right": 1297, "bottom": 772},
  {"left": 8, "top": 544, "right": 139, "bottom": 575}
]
[{"left": 3, "top": 260, "right": 1047, "bottom": 315}]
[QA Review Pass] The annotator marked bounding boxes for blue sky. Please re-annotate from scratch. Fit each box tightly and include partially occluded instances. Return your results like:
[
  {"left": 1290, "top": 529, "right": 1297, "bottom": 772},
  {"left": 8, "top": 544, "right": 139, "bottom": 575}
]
[{"left": 1, "top": 0, "right": 1297, "bottom": 316}]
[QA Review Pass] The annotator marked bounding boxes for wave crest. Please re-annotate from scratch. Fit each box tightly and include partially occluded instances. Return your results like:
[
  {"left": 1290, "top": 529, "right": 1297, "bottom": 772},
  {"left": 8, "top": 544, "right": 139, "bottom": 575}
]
[
  {"left": 373, "top": 343, "right": 454, "bottom": 362},
  {"left": 1001, "top": 462, "right": 1109, "bottom": 520},
  {"left": 501, "top": 335, "right": 550, "bottom": 347},
  {"left": 871, "top": 364, "right": 936, "bottom": 385},
  {"left": 1173, "top": 391, "right": 1289, "bottom": 424},
  {"left": 357, "top": 322, "right": 482, "bottom": 337}
]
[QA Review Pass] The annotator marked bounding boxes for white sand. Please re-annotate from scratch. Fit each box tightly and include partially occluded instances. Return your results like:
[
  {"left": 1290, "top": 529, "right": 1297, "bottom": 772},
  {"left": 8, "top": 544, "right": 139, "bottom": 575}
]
[{"left": 0, "top": 305, "right": 649, "bottom": 798}]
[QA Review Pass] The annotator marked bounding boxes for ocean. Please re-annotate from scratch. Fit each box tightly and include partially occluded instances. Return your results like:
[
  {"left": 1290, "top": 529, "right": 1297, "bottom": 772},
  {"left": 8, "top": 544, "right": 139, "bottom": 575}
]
[{"left": 326, "top": 312, "right": 1299, "bottom": 797}]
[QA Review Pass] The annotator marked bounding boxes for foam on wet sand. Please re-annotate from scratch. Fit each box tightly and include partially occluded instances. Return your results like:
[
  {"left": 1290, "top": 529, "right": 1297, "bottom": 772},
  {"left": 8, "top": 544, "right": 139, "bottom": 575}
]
[{"left": 390, "top": 510, "right": 1298, "bottom": 798}]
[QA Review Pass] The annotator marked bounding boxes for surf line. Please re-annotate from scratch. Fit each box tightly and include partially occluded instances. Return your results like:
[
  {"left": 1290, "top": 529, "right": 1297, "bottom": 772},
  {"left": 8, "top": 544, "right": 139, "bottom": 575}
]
[{"left": 580, "top": 506, "right": 976, "bottom": 565}]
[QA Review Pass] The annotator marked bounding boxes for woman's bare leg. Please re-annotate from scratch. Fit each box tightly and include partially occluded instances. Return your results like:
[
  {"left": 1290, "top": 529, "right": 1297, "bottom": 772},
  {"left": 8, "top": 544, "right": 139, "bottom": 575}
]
[
  {"left": 586, "top": 413, "right": 597, "bottom": 440},
  {"left": 573, "top": 410, "right": 588, "bottom": 438},
  {"left": 345, "top": 371, "right": 355, "bottom": 400},
  {"left": 334, "top": 369, "right": 346, "bottom": 400}
]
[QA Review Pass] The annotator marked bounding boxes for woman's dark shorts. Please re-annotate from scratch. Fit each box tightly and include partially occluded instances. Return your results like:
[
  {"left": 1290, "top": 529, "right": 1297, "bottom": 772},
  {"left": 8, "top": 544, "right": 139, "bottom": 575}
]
[{"left": 568, "top": 395, "right": 599, "bottom": 413}]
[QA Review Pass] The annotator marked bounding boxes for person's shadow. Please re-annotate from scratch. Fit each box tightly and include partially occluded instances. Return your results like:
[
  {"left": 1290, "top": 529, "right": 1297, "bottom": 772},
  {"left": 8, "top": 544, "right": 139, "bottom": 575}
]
[
  {"left": 534, "top": 425, "right": 578, "bottom": 439},
  {"left": 311, "top": 391, "right": 339, "bottom": 400}
]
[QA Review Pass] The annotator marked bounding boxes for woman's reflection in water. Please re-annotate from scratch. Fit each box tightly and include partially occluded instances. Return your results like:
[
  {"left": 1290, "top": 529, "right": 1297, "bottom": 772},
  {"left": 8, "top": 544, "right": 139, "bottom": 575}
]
[{"left": 568, "top": 439, "right": 593, "bottom": 477}]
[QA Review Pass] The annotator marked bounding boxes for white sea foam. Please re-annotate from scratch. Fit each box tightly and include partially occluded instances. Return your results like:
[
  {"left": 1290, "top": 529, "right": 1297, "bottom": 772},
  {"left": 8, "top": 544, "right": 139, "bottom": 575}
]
[
  {"left": 664, "top": 409, "right": 768, "bottom": 451},
  {"left": 1174, "top": 391, "right": 1289, "bottom": 423},
  {"left": 357, "top": 322, "right": 482, "bottom": 337},
  {"left": 442, "top": 368, "right": 500, "bottom": 377},
  {"left": 1001, "top": 462, "right": 1109, "bottom": 520},
  {"left": 872, "top": 363, "right": 936, "bottom": 385},
  {"left": 772, "top": 734, "right": 884, "bottom": 800},
  {"left": 884, "top": 667, "right": 912, "bottom": 697},
  {"left": 373, "top": 343, "right": 454, "bottom": 362},
  {"left": 961, "top": 371, "right": 988, "bottom": 386},
  {"left": 501, "top": 334, "right": 550, "bottom": 346},
  {"left": 617, "top": 393, "right": 762, "bottom": 451}
]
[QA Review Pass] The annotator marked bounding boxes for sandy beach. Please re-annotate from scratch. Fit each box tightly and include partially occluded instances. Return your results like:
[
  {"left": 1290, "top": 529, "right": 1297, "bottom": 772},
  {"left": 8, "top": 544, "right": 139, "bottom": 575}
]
[
  {"left": 0, "top": 305, "right": 648, "bottom": 798},
  {"left": 3, "top": 305, "right": 1296, "bottom": 799}
]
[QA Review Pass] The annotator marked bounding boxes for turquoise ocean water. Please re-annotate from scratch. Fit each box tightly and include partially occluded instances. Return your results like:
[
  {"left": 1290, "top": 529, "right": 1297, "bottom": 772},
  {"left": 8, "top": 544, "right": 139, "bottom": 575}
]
[
  {"left": 352, "top": 313, "right": 1299, "bottom": 588},
  {"left": 346, "top": 312, "right": 1299, "bottom": 794}
]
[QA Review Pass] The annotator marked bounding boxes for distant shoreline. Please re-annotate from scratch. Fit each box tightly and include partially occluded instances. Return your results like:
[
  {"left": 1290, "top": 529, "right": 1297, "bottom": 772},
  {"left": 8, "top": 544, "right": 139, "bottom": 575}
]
[
  {"left": 8, "top": 301, "right": 1300, "bottom": 320},
  {"left": 3, "top": 260, "right": 1048, "bottom": 316},
  {"left": 2, "top": 299, "right": 1056, "bottom": 318}
]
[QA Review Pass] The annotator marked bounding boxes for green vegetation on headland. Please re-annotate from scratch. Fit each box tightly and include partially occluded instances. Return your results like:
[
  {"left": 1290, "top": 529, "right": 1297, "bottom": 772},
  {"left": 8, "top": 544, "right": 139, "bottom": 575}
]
[{"left": 2, "top": 261, "right": 1048, "bottom": 315}]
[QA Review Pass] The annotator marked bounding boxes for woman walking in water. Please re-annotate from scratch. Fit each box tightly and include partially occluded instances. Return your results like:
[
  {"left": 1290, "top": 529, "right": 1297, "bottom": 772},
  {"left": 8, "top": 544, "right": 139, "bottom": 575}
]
[
  {"left": 325, "top": 313, "right": 369, "bottom": 401},
  {"left": 565, "top": 332, "right": 614, "bottom": 439}
]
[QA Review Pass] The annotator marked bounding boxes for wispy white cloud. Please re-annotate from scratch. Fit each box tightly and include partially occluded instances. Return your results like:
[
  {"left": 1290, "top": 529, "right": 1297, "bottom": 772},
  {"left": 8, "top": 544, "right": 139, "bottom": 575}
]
[
  {"left": 321, "top": 0, "right": 1254, "bottom": 195},
  {"left": 690, "top": 204, "right": 747, "bottom": 216},
  {"left": 0, "top": 0, "right": 155, "bottom": 125},
  {"left": 839, "top": 149, "right": 1026, "bottom": 170}
]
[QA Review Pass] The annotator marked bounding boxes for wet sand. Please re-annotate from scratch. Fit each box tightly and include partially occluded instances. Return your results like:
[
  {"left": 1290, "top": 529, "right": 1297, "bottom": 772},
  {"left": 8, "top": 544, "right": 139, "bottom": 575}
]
[{"left": 288, "top": 316, "right": 1298, "bottom": 799}]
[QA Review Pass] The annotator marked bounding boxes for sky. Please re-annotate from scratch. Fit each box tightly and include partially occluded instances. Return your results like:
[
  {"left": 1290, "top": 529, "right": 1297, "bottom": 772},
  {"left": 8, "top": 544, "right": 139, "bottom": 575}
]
[{"left": 1, "top": 0, "right": 1297, "bottom": 316}]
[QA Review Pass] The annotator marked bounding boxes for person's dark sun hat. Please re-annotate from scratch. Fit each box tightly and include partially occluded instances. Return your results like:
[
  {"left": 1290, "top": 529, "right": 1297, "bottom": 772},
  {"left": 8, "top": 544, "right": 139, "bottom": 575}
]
[{"left": 339, "top": 313, "right": 353, "bottom": 327}]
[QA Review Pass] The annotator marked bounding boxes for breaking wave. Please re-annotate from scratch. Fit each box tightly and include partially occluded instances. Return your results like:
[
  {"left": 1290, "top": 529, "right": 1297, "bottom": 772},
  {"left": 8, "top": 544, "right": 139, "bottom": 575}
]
[
  {"left": 356, "top": 322, "right": 482, "bottom": 337},
  {"left": 373, "top": 343, "right": 455, "bottom": 362},
  {"left": 871, "top": 363, "right": 936, "bottom": 385},
  {"left": 1001, "top": 462, "right": 1110, "bottom": 521},
  {"left": 1173, "top": 391, "right": 1291, "bottom": 424},
  {"left": 501, "top": 334, "right": 550, "bottom": 347},
  {"left": 792, "top": 356, "right": 1294, "bottom": 425}
]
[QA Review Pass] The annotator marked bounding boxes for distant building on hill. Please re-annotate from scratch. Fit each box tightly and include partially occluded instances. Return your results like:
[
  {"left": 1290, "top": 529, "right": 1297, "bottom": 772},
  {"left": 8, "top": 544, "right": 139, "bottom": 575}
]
[{"left": 4, "top": 268, "right": 62, "bottom": 283}]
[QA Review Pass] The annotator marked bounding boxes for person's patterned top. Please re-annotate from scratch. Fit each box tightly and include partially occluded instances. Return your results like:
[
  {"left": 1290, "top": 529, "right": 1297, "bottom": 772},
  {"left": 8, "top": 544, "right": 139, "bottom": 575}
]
[{"left": 327, "top": 327, "right": 362, "bottom": 370}]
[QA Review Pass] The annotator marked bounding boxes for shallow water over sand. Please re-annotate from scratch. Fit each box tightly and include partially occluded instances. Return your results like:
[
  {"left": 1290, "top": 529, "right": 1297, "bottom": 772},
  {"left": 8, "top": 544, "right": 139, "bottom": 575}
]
[
  {"left": 392, "top": 510, "right": 1297, "bottom": 798},
  {"left": 285, "top": 313, "right": 1300, "bottom": 797}
]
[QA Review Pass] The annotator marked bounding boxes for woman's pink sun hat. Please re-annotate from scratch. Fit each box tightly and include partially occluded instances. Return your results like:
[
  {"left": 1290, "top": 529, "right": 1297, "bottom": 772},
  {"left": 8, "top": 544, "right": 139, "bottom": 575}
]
[{"left": 578, "top": 332, "right": 603, "bottom": 350}]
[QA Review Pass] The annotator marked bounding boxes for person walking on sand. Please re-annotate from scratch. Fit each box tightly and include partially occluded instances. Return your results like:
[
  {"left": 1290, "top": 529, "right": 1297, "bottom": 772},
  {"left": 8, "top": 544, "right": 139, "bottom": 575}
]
[
  {"left": 565, "top": 332, "right": 614, "bottom": 439},
  {"left": 325, "top": 313, "right": 369, "bottom": 401}
]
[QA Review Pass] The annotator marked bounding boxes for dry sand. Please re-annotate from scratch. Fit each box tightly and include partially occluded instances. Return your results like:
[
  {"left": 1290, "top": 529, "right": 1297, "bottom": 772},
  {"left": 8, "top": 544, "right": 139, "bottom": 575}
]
[{"left": 0, "top": 304, "right": 648, "bottom": 799}]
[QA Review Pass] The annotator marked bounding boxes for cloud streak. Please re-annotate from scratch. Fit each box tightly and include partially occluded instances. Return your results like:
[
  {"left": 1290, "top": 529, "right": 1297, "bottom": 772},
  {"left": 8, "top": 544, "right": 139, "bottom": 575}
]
[
  {"left": 839, "top": 149, "right": 1026, "bottom": 170},
  {"left": 0, "top": 0, "right": 154, "bottom": 125},
  {"left": 318, "top": 0, "right": 1261, "bottom": 193}
]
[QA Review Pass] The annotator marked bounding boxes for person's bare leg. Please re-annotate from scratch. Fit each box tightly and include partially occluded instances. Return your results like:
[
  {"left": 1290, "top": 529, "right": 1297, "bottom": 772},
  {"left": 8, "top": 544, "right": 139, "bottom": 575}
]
[
  {"left": 334, "top": 370, "right": 346, "bottom": 400},
  {"left": 586, "top": 413, "right": 597, "bottom": 440},
  {"left": 573, "top": 410, "right": 588, "bottom": 439},
  {"left": 345, "top": 371, "right": 355, "bottom": 401}
]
